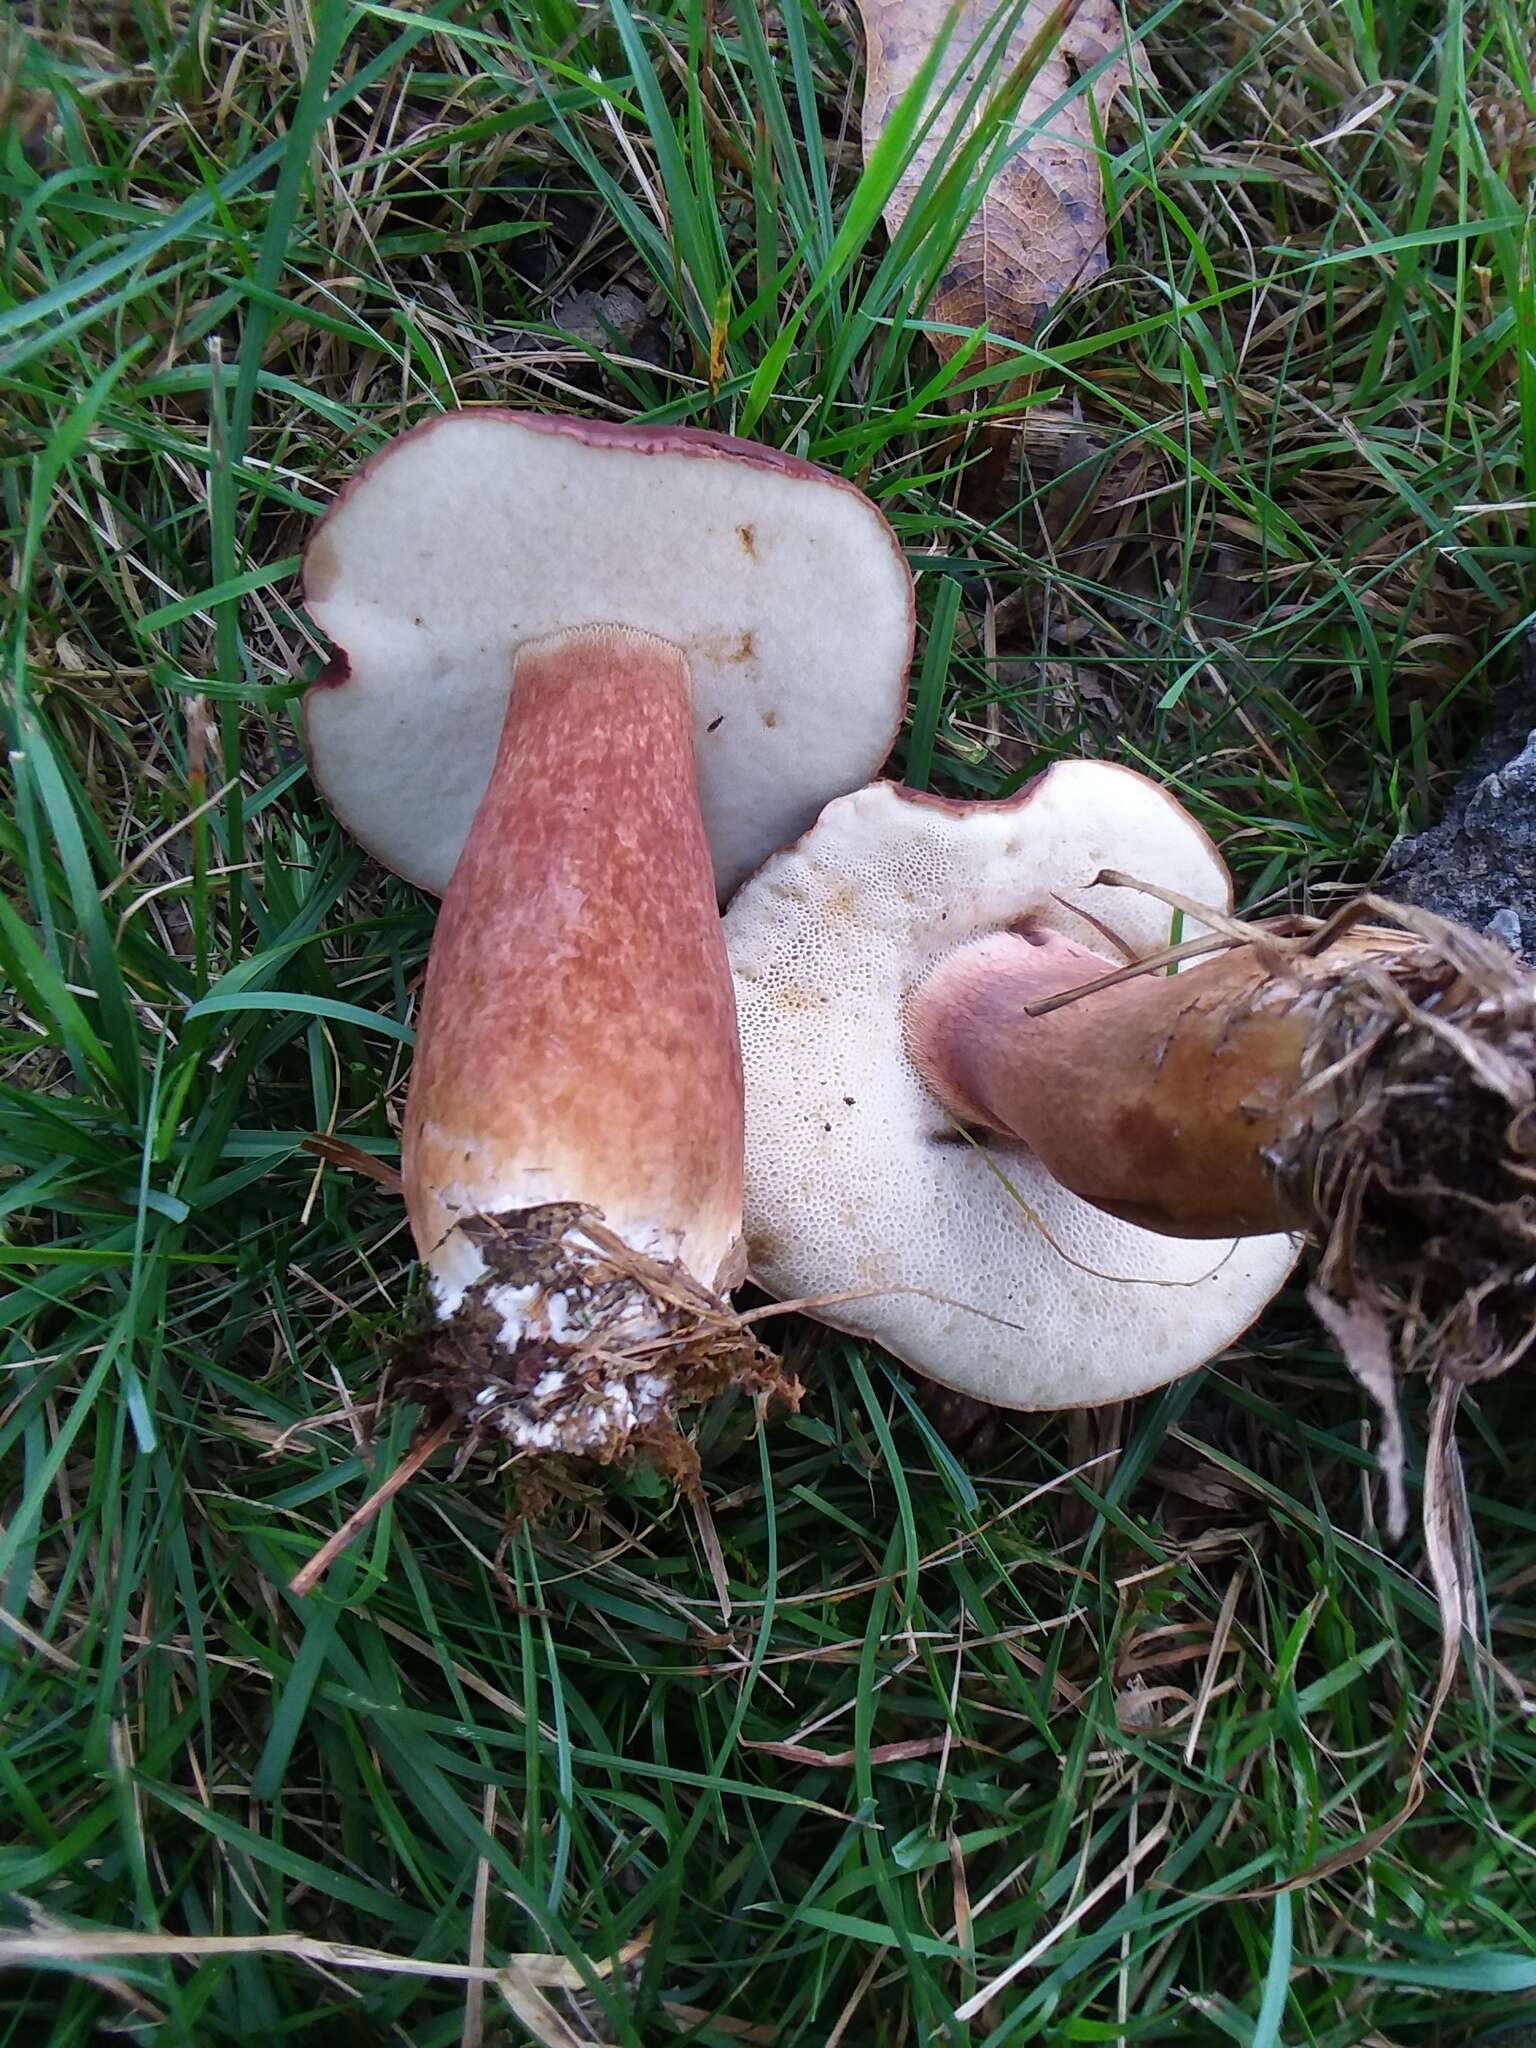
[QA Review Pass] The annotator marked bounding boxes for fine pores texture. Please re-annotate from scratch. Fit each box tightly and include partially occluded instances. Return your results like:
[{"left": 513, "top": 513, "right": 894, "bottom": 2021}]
[
  {"left": 302, "top": 412, "right": 914, "bottom": 899},
  {"left": 404, "top": 626, "right": 743, "bottom": 1311},
  {"left": 725, "top": 767, "right": 1297, "bottom": 1409}
]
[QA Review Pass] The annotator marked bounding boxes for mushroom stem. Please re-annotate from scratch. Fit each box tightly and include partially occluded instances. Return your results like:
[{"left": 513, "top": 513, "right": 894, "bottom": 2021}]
[
  {"left": 908, "top": 907, "right": 1536, "bottom": 1371},
  {"left": 907, "top": 925, "right": 1355, "bottom": 1238},
  {"left": 401, "top": 623, "right": 779, "bottom": 1458}
]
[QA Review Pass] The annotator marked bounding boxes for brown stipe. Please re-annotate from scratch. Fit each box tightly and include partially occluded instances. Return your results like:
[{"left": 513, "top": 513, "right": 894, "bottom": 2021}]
[
  {"left": 907, "top": 875, "right": 1536, "bottom": 1545},
  {"left": 725, "top": 765, "right": 1298, "bottom": 1414},
  {"left": 913, "top": 882, "right": 1536, "bottom": 1384}
]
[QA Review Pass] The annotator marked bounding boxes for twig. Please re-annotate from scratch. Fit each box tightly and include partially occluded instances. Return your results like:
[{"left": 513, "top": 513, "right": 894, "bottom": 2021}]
[{"left": 288, "top": 1417, "right": 456, "bottom": 1595}]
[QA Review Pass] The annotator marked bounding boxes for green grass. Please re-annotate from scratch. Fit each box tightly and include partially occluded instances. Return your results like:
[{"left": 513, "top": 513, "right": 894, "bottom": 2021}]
[{"left": 4, "top": 0, "right": 1536, "bottom": 2040}]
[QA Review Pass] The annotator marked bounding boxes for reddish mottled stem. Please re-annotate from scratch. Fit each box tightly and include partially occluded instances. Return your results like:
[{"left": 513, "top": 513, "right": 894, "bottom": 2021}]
[{"left": 404, "top": 625, "right": 744, "bottom": 1299}]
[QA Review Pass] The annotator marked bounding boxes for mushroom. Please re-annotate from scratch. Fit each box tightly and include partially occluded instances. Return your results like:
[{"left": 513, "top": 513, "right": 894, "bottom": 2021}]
[
  {"left": 302, "top": 412, "right": 914, "bottom": 1459},
  {"left": 727, "top": 762, "right": 1536, "bottom": 1419},
  {"left": 725, "top": 765, "right": 1298, "bottom": 1410}
]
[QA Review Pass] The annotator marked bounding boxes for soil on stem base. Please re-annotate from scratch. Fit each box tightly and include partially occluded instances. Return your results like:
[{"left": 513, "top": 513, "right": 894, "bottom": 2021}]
[
  {"left": 1269, "top": 902, "right": 1536, "bottom": 1387},
  {"left": 396, "top": 1203, "right": 794, "bottom": 1476}
]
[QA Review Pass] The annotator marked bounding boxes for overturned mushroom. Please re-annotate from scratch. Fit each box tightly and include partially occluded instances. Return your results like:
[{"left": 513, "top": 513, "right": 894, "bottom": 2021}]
[
  {"left": 725, "top": 767, "right": 1298, "bottom": 1410},
  {"left": 727, "top": 761, "right": 1536, "bottom": 1422},
  {"left": 303, "top": 412, "right": 914, "bottom": 1460}
]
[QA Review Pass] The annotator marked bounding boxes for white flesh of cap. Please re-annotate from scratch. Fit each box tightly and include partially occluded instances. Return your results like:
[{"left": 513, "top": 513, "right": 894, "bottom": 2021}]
[
  {"left": 725, "top": 765, "right": 1298, "bottom": 1408},
  {"left": 303, "top": 415, "right": 913, "bottom": 898}
]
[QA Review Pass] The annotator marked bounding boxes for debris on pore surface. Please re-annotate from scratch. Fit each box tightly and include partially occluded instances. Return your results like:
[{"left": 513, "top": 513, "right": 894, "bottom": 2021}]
[{"left": 1387, "top": 631, "right": 1536, "bottom": 962}]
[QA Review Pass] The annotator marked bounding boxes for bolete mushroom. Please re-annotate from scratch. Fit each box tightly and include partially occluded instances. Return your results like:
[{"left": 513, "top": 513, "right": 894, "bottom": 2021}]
[
  {"left": 725, "top": 766, "right": 1298, "bottom": 1410},
  {"left": 302, "top": 412, "right": 914, "bottom": 1460},
  {"left": 727, "top": 762, "right": 1536, "bottom": 1427}
]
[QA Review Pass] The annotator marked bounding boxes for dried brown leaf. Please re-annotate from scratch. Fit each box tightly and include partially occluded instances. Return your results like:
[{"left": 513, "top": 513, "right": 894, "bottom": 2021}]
[
  {"left": 300, "top": 1131, "right": 404, "bottom": 1194},
  {"left": 1307, "top": 1285, "right": 1409, "bottom": 1541},
  {"left": 856, "top": 0, "right": 1141, "bottom": 373}
]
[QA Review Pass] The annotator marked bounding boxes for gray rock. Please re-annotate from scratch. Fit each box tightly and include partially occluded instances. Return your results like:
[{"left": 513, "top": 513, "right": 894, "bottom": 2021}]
[{"left": 1385, "top": 632, "right": 1536, "bottom": 962}]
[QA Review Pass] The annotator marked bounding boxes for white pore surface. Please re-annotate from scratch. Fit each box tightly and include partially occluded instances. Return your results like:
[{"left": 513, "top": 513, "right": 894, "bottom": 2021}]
[
  {"left": 725, "top": 766, "right": 1298, "bottom": 1408},
  {"left": 304, "top": 415, "right": 912, "bottom": 898}
]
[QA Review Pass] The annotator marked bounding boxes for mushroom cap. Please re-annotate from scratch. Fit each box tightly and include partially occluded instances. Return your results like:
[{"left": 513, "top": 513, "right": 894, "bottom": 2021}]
[
  {"left": 301, "top": 412, "right": 915, "bottom": 899},
  {"left": 724, "top": 765, "right": 1298, "bottom": 1409}
]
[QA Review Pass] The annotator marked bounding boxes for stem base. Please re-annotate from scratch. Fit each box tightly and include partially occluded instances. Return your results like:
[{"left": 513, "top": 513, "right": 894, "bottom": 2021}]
[
  {"left": 1280, "top": 915, "right": 1536, "bottom": 1379},
  {"left": 395, "top": 1203, "right": 795, "bottom": 1467}
]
